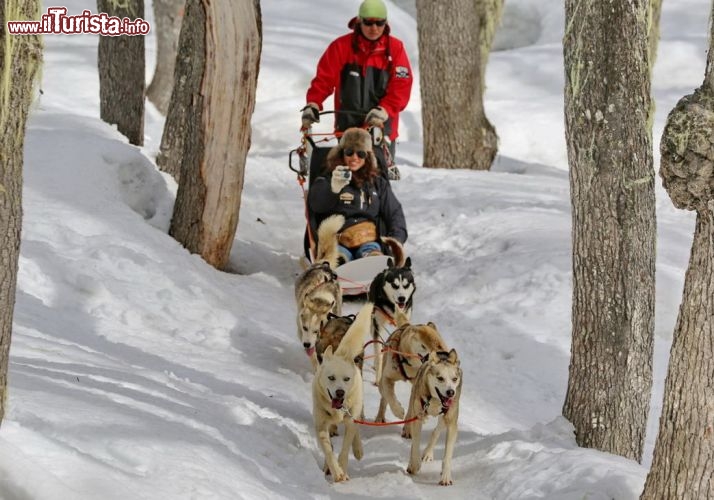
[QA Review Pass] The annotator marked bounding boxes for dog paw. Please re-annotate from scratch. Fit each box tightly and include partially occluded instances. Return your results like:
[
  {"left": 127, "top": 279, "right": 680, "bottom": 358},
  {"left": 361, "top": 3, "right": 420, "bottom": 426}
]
[
  {"left": 374, "top": 415, "right": 386, "bottom": 423},
  {"left": 333, "top": 469, "right": 349, "bottom": 482},
  {"left": 353, "top": 445, "right": 364, "bottom": 461},
  {"left": 401, "top": 427, "right": 412, "bottom": 439},
  {"left": 438, "top": 475, "right": 453, "bottom": 486},
  {"left": 406, "top": 463, "right": 420, "bottom": 475},
  {"left": 421, "top": 451, "right": 434, "bottom": 463}
]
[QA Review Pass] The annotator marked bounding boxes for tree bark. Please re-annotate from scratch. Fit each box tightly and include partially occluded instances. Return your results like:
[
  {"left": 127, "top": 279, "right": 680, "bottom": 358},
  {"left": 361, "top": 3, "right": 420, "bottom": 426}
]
[
  {"left": 479, "top": 0, "right": 505, "bottom": 75},
  {"left": 641, "top": 12, "right": 714, "bottom": 494},
  {"left": 648, "top": 0, "right": 663, "bottom": 69},
  {"left": 640, "top": 212, "right": 714, "bottom": 499},
  {"left": 156, "top": 0, "right": 204, "bottom": 181},
  {"left": 0, "top": 0, "right": 42, "bottom": 424},
  {"left": 562, "top": 0, "right": 656, "bottom": 462},
  {"left": 147, "top": 0, "right": 184, "bottom": 115},
  {"left": 168, "top": 0, "right": 262, "bottom": 270},
  {"left": 97, "top": 0, "right": 145, "bottom": 146},
  {"left": 417, "top": 0, "right": 498, "bottom": 170}
]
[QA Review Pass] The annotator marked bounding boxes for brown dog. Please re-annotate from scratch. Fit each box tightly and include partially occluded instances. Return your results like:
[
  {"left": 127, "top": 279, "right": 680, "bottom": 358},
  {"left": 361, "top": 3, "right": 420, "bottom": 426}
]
[
  {"left": 374, "top": 310, "right": 448, "bottom": 424},
  {"left": 404, "top": 349, "right": 462, "bottom": 486},
  {"left": 316, "top": 313, "right": 365, "bottom": 372},
  {"left": 294, "top": 215, "right": 344, "bottom": 370}
]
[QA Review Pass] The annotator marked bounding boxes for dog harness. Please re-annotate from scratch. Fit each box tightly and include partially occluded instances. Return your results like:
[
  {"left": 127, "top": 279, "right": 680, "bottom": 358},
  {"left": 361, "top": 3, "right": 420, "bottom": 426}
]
[{"left": 385, "top": 328, "right": 414, "bottom": 381}]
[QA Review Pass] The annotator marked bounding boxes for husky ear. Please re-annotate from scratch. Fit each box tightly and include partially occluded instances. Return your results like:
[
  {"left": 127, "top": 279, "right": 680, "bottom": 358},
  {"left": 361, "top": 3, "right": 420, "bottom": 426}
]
[
  {"left": 427, "top": 321, "right": 437, "bottom": 330},
  {"left": 447, "top": 348, "right": 458, "bottom": 364},
  {"left": 323, "top": 345, "right": 334, "bottom": 359},
  {"left": 404, "top": 256, "right": 411, "bottom": 269},
  {"left": 387, "top": 257, "right": 394, "bottom": 268},
  {"left": 419, "top": 352, "right": 429, "bottom": 363}
]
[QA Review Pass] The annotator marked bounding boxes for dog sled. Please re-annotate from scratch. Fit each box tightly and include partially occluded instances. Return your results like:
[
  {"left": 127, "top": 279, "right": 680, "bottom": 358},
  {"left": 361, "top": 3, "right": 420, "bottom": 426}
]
[{"left": 289, "top": 110, "right": 398, "bottom": 296}]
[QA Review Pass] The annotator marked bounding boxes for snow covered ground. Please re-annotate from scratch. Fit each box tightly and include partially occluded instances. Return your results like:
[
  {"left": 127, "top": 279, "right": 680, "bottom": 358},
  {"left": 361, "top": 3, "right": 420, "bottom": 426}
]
[{"left": 0, "top": 0, "right": 707, "bottom": 498}]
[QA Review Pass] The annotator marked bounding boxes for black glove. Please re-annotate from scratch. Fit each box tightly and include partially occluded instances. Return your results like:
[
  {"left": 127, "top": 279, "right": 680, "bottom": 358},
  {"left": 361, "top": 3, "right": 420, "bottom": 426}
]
[{"left": 301, "top": 102, "right": 320, "bottom": 129}]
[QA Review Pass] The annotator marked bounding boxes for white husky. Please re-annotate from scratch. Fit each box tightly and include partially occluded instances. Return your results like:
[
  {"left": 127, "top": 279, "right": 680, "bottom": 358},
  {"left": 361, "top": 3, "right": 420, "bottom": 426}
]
[{"left": 312, "top": 302, "right": 373, "bottom": 482}]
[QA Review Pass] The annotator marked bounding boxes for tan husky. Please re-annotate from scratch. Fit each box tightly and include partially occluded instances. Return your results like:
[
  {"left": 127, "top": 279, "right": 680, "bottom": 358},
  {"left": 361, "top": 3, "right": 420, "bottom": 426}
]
[
  {"left": 294, "top": 214, "right": 344, "bottom": 370},
  {"left": 312, "top": 303, "right": 373, "bottom": 482},
  {"left": 404, "top": 349, "right": 462, "bottom": 486},
  {"left": 374, "top": 310, "right": 447, "bottom": 424}
]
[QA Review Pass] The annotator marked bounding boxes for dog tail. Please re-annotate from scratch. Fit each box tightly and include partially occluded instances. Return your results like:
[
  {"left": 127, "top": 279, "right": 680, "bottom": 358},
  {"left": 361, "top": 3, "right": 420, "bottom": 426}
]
[
  {"left": 381, "top": 236, "right": 406, "bottom": 268},
  {"left": 316, "top": 214, "right": 345, "bottom": 269},
  {"left": 335, "top": 302, "right": 374, "bottom": 360}
]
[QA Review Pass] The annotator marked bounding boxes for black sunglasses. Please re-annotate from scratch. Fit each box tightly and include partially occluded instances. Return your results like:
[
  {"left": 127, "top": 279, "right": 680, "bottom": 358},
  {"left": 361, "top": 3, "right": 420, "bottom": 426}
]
[
  {"left": 362, "top": 19, "right": 386, "bottom": 27},
  {"left": 343, "top": 148, "right": 367, "bottom": 159}
]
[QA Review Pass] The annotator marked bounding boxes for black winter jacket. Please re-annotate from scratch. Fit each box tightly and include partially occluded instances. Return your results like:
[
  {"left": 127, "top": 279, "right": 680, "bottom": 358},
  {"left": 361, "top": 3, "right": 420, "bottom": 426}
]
[{"left": 308, "top": 175, "right": 407, "bottom": 244}]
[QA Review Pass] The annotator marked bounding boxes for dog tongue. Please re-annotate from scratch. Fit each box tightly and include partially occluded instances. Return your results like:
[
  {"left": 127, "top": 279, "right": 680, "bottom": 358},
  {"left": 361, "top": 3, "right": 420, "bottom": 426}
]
[
  {"left": 305, "top": 347, "right": 315, "bottom": 357},
  {"left": 442, "top": 397, "right": 454, "bottom": 408},
  {"left": 331, "top": 398, "right": 344, "bottom": 409}
]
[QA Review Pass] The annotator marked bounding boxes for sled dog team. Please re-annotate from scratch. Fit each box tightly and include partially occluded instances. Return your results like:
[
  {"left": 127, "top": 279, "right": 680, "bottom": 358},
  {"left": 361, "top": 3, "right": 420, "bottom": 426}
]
[{"left": 294, "top": 215, "right": 463, "bottom": 486}]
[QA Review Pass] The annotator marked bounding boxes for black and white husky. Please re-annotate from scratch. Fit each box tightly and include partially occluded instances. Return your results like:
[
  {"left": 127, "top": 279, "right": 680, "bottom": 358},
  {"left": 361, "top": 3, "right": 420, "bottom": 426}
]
[{"left": 367, "top": 257, "right": 416, "bottom": 383}]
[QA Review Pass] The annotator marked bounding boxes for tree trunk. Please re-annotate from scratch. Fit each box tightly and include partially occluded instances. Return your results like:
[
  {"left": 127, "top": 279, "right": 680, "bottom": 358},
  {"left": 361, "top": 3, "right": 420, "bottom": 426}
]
[
  {"left": 168, "top": 0, "right": 262, "bottom": 270},
  {"left": 417, "top": 0, "right": 498, "bottom": 170},
  {"left": 640, "top": 213, "right": 714, "bottom": 499},
  {"left": 156, "top": 0, "right": 204, "bottom": 181},
  {"left": 648, "top": 0, "right": 663, "bottom": 68},
  {"left": 147, "top": 0, "right": 184, "bottom": 115},
  {"left": 562, "top": 0, "right": 656, "bottom": 462},
  {"left": 641, "top": 11, "right": 714, "bottom": 495},
  {"left": 0, "top": 0, "right": 42, "bottom": 424},
  {"left": 97, "top": 0, "right": 145, "bottom": 146},
  {"left": 479, "top": 0, "right": 505, "bottom": 75}
]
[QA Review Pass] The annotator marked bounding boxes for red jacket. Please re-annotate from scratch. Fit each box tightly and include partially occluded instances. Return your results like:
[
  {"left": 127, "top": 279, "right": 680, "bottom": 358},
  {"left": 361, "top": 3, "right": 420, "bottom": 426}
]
[{"left": 306, "top": 23, "right": 413, "bottom": 141}]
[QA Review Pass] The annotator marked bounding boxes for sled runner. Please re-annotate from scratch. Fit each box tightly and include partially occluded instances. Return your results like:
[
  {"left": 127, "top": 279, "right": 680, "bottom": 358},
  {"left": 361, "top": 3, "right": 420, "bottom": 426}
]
[{"left": 289, "top": 111, "right": 398, "bottom": 296}]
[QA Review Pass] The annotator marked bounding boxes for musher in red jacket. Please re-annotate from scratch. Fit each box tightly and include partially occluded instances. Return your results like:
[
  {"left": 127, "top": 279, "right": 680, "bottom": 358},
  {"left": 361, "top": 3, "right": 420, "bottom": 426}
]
[{"left": 301, "top": 0, "right": 413, "bottom": 177}]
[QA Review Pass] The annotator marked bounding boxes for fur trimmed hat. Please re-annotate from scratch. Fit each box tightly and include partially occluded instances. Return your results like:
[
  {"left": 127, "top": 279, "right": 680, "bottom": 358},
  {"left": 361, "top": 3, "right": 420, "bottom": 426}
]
[
  {"left": 359, "top": 0, "right": 387, "bottom": 19},
  {"left": 340, "top": 127, "right": 372, "bottom": 152},
  {"left": 326, "top": 127, "right": 376, "bottom": 166}
]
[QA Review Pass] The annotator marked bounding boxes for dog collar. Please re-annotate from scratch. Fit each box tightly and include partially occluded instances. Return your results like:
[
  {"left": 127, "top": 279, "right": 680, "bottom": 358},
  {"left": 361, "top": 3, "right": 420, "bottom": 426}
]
[{"left": 421, "top": 396, "right": 448, "bottom": 415}]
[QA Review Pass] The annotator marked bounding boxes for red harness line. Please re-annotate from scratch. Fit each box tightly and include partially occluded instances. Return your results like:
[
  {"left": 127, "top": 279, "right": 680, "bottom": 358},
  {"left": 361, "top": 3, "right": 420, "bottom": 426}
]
[{"left": 351, "top": 415, "right": 419, "bottom": 426}]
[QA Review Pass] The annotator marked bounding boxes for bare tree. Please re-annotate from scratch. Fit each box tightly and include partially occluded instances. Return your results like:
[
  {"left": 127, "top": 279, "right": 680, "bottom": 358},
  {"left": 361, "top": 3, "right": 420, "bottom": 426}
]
[
  {"left": 147, "top": 0, "right": 184, "bottom": 114},
  {"left": 97, "top": 0, "right": 145, "bottom": 146},
  {"left": 416, "top": 0, "right": 500, "bottom": 170},
  {"left": 640, "top": 7, "right": 714, "bottom": 498},
  {"left": 0, "top": 0, "right": 42, "bottom": 423},
  {"left": 166, "top": 0, "right": 262, "bottom": 269},
  {"left": 562, "top": 0, "right": 656, "bottom": 462},
  {"left": 155, "top": 0, "right": 202, "bottom": 181}
]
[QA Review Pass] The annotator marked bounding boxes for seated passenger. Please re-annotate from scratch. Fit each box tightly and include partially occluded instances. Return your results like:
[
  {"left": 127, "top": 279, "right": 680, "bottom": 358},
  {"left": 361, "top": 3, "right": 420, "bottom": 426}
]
[{"left": 308, "top": 127, "right": 407, "bottom": 264}]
